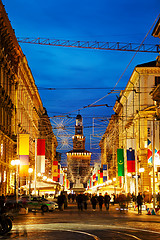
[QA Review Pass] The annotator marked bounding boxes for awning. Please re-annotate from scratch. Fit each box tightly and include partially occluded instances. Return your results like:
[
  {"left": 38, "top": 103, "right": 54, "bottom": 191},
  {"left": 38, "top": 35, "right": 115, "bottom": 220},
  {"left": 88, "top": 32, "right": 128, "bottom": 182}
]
[{"left": 20, "top": 181, "right": 60, "bottom": 191}]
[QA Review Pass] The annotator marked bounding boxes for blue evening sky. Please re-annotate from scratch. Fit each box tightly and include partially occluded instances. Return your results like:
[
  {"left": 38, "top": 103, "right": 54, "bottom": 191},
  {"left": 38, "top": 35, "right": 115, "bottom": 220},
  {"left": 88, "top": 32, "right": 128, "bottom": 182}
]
[{"left": 2, "top": 0, "right": 160, "bottom": 165}]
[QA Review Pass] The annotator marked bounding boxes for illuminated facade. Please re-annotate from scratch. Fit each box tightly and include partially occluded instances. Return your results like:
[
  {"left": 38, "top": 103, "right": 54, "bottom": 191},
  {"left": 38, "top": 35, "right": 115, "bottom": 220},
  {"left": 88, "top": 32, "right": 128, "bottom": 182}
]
[
  {"left": 111, "top": 58, "right": 160, "bottom": 196},
  {"left": 99, "top": 114, "right": 119, "bottom": 184},
  {"left": 0, "top": 1, "right": 57, "bottom": 195},
  {"left": 67, "top": 114, "right": 91, "bottom": 190}
]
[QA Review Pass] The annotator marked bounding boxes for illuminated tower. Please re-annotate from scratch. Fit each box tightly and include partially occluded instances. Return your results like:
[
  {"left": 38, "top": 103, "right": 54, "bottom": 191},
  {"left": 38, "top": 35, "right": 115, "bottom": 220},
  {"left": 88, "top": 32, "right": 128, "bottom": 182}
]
[{"left": 67, "top": 114, "right": 91, "bottom": 191}]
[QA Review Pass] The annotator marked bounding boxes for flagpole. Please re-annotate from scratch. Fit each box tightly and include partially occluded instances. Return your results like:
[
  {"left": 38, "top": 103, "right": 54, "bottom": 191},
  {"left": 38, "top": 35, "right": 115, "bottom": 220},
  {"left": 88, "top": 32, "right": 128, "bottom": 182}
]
[
  {"left": 135, "top": 149, "right": 138, "bottom": 197},
  {"left": 152, "top": 118, "right": 156, "bottom": 209},
  {"left": 34, "top": 138, "right": 37, "bottom": 195}
]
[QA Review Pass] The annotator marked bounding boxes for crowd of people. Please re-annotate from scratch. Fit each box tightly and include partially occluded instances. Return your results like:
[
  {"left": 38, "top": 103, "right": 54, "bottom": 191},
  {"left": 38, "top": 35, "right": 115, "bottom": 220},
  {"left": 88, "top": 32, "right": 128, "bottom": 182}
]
[
  {"left": 67, "top": 192, "right": 114, "bottom": 211},
  {"left": 59, "top": 191, "right": 160, "bottom": 214},
  {"left": 0, "top": 191, "right": 160, "bottom": 214}
]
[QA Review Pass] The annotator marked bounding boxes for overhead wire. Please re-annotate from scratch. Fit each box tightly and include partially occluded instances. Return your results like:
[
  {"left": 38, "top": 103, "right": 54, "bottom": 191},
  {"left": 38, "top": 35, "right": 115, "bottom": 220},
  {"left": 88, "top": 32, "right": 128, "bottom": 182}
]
[{"left": 60, "top": 14, "right": 160, "bottom": 116}]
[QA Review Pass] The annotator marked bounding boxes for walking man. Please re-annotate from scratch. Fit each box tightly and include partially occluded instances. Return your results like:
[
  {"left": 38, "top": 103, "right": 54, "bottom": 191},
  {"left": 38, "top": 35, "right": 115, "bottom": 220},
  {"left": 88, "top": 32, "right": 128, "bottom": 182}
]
[
  {"left": 97, "top": 193, "right": 104, "bottom": 211},
  {"left": 104, "top": 192, "right": 111, "bottom": 211},
  {"left": 137, "top": 192, "right": 143, "bottom": 214}
]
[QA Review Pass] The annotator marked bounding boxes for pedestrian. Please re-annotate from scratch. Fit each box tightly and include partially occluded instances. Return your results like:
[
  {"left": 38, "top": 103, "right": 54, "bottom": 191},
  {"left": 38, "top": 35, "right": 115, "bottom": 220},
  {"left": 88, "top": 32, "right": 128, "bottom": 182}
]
[
  {"left": 157, "top": 192, "right": 160, "bottom": 208},
  {"left": 72, "top": 194, "right": 75, "bottom": 203},
  {"left": 97, "top": 193, "right": 104, "bottom": 211},
  {"left": 76, "top": 193, "right": 83, "bottom": 211},
  {"left": 104, "top": 192, "right": 111, "bottom": 211},
  {"left": 91, "top": 194, "right": 97, "bottom": 211},
  {"left": 83, "top": 193, "right": 89, "bottom": 210},
  {"left": 68, "top": 193, "right": 72, "bottom": 203},
  {"left": 137, "top": 192, "right": 143, "bottom": 214},
  {"left": 0, "top": 194, "right": 6, "bottom": 213},
  {"left": 57, "top": 192, "right": 65, "bottom": 211}
]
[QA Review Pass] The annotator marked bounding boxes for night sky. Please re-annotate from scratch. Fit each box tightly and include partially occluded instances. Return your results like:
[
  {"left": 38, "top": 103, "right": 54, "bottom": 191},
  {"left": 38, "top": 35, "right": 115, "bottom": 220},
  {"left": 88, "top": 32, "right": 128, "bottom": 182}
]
[{"left": 3, "top": 0, "right": 160, "bottom": 165}]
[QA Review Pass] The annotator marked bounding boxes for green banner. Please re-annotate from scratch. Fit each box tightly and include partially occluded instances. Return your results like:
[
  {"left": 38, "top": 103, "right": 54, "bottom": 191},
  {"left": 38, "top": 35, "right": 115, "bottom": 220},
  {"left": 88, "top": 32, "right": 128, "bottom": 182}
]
[{"left": 117, "top": 149, "right": 124, "bottom": 176}]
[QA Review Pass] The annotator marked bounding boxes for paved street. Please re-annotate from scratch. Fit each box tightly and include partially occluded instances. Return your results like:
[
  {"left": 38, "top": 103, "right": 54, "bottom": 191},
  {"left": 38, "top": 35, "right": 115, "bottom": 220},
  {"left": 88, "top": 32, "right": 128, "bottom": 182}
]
[{"left": 1, "top": 202, "right": 160, "bottom": 239}]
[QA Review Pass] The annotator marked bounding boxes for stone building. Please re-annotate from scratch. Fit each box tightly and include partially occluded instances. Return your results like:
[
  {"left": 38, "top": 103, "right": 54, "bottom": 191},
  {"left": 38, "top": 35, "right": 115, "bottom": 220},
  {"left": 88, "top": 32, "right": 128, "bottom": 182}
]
[
  {"left": 113, "top": 57, "right": 160, "bottom": 195},
  {"left": 99, "top": 114, "right": 119, "bottom": 183},
  {"left": 99, "top": 17, "right": 160, "bottom": 197},
  {"left": 0, "top": 1, "right": 57, "bottom": 195}
]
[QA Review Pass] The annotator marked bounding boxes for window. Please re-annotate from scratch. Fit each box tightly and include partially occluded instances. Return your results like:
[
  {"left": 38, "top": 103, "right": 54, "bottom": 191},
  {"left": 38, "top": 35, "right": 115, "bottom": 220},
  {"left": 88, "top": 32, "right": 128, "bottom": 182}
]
[{"left": 155, "top": 76, "right": 160, "bottom": 86}]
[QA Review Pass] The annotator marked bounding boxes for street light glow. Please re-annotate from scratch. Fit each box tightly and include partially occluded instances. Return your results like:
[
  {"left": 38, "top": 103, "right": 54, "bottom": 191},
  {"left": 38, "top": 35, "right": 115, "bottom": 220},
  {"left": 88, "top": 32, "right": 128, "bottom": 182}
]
[
  {"left": 28, "top": 168, "right": 33, "bottom": 174},
  {"left": 11, "top": 160, "right": 20, "bottom": 166},
  {"left": 139, "top": 168, "right": 145, "bottom": 173}
]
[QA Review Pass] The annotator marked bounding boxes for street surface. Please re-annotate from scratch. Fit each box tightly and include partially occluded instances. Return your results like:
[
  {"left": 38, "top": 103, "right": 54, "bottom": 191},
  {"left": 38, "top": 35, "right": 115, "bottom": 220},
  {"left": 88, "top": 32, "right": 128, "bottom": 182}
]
[{"left": 1, "top": 202, "right": 160, "bottom": 239}]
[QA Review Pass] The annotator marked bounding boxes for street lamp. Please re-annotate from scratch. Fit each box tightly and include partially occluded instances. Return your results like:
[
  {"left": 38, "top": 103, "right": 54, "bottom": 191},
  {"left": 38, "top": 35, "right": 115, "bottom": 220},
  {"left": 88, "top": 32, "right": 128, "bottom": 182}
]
[
  {"left": 11, "top": 160, "right": 20, "bottom": 203},
  {"left": 28, "top": 168, "right": 33, "bottom": 195}
]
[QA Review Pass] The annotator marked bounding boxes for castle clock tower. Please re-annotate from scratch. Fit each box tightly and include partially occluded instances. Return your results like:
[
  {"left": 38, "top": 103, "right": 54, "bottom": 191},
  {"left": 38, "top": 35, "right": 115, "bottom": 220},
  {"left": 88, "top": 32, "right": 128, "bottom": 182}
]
[
  {"left": 67, "top": 114, "right": 91, "bottom": 191},
  {"left": 73, "top": 114, "right": 85, "bottom": 150}
]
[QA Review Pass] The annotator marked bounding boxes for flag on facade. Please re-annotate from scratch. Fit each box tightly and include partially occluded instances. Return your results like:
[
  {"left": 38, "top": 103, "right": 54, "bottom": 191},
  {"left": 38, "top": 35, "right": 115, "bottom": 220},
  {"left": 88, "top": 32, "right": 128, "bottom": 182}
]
[
  {"left": 63, "top": 174, "right": 66, "bottom": 188},
  {"left": 100, "top": 168, "right": 103, "bottom": 184},
  {"left": 98, "top": 170, "right": 100, "bottom": 183},
  {"left": 117, "top": 149, "right": 124, "bottom": 176},
  {"left": 93, "top": 173, "right": 96, "bottom": 181},
  {"left": 53, "top": 161, "right": 58, "bottom": 181},
  {"left": 96, "top": 171, "right": 98, "bottom": 181},
  {"left": 58, "top": 163, "right": 60, "bottom": 182},
  {"left": 18, "top": 134, "right": 29, "bottom": 177},
  {"left": 37, "top": 139, "right": 45, "bottom": 173},
  {"left": 127, "top": 148, "right": 135, "bottom": 172},
  {"left": 66, "top": 179, "right": 69, "bottom": 189},
  {"left": 155, "top": 121, "right": 160, "bottom": 166},
  {"left": 19, "top": 155, "right": 29, "bottom": 177},
  {"left": 60, "top": 172, "right": 63, "bottom": 185},
  {"left": 147, "top": 120, "right": 153, "bottom": 165},
  {"left": 18, "top": 134, "right": 29, "bottom": 156},
  {"left": 103, "top": 164, "right": 107, "bottom": 182}
]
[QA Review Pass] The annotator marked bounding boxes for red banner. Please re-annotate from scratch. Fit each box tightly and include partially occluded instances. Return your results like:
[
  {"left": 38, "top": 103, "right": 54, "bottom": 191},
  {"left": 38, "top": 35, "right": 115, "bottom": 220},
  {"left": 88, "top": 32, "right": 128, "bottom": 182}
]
[{"left": 37, "top": 139, "right": 45, "bottom": 173}]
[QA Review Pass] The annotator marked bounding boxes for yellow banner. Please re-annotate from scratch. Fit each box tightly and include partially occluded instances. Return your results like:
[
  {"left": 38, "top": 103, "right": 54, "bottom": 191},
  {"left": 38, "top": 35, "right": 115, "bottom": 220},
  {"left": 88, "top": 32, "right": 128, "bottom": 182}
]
[
  {"left": 18, "top": 134, "right": 29, "bottom": 155},
  {"left": 52, "top": 166, "right": 58, "bottom": 177}
]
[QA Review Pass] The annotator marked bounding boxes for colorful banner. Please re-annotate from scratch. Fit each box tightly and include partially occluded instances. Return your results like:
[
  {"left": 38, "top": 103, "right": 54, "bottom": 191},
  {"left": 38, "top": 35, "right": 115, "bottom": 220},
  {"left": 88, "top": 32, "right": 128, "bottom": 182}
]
[
  {"left": 117, "top": 149, "right": 124, "bottom": 176},
  {"left": 60, "top": 173, "right": 63, "bottom": 185},
  {"left": 147, "top": 120, "right": 153, "bottom": 165},
  {"left": 53, "top": 161, "right": 58, "bottom": 181},
  {"left": 155, "top": 121, "right": 160, "bottom": 166},
  {"left": 147, "top": 121, "right": 160, "bottom": 166},
  {"left": 19, "top": 155, "right": 29, "bottom": 177},
  {"left": 127, "top": 148, "right": 135, "bottom": 172},
  {"left": 66, "top": 179, "right": 69, "bottom": 189},
  {"left": 37, "top": 139, "right": 45, "bottom": 173},
  {"left": 18, "top": 134, "right": 29, "bottom": 155},
  {"left": 103, "top": 164, "right": 107, "bottom": 182},
  {"left": 93, "top": 173, "right": 96, "bottom": 181},
  {"left": 100, "top": 168, "right": 103, "bottom": 184},
  {"left": 18, "top": 134, "right": 29, "bottom": 177},
  {"left": 98, "top": 170, "right": 100, "bottom": 183},
  {"left": 58, "top": 164, "right": 60, "bottom": 182}
]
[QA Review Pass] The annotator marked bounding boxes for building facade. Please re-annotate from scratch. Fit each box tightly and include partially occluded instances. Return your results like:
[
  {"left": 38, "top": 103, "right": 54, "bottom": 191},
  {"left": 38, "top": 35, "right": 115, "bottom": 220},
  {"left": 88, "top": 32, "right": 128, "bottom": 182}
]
[
  {"left": 99, "top": 114, "right": 119, "bottom": 184},
  {"left": 104, "top": 58, "right": 160, "bottom": 197},
  {"left": 0, "top": 1, "right": 57, "bottom": 195}
]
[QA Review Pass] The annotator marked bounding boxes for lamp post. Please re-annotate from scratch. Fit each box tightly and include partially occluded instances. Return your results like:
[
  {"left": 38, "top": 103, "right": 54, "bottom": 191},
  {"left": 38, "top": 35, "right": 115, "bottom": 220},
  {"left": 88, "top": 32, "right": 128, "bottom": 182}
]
[
  {"left": 113, "top": 178, "right": 116, "bottom": 194},
  {"left": 28, "top": 168, "right": 33, "bottom": 195},
  {"left": 11, "top": 160, "right": 20, "bottom": 203}
]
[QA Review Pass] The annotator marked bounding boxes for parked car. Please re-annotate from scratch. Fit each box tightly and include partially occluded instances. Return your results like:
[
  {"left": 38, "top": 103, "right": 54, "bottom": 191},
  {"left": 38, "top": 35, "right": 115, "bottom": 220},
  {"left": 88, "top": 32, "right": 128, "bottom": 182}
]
[{"left": 18, "top": 195, "right": 58, "bottom": 212}]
